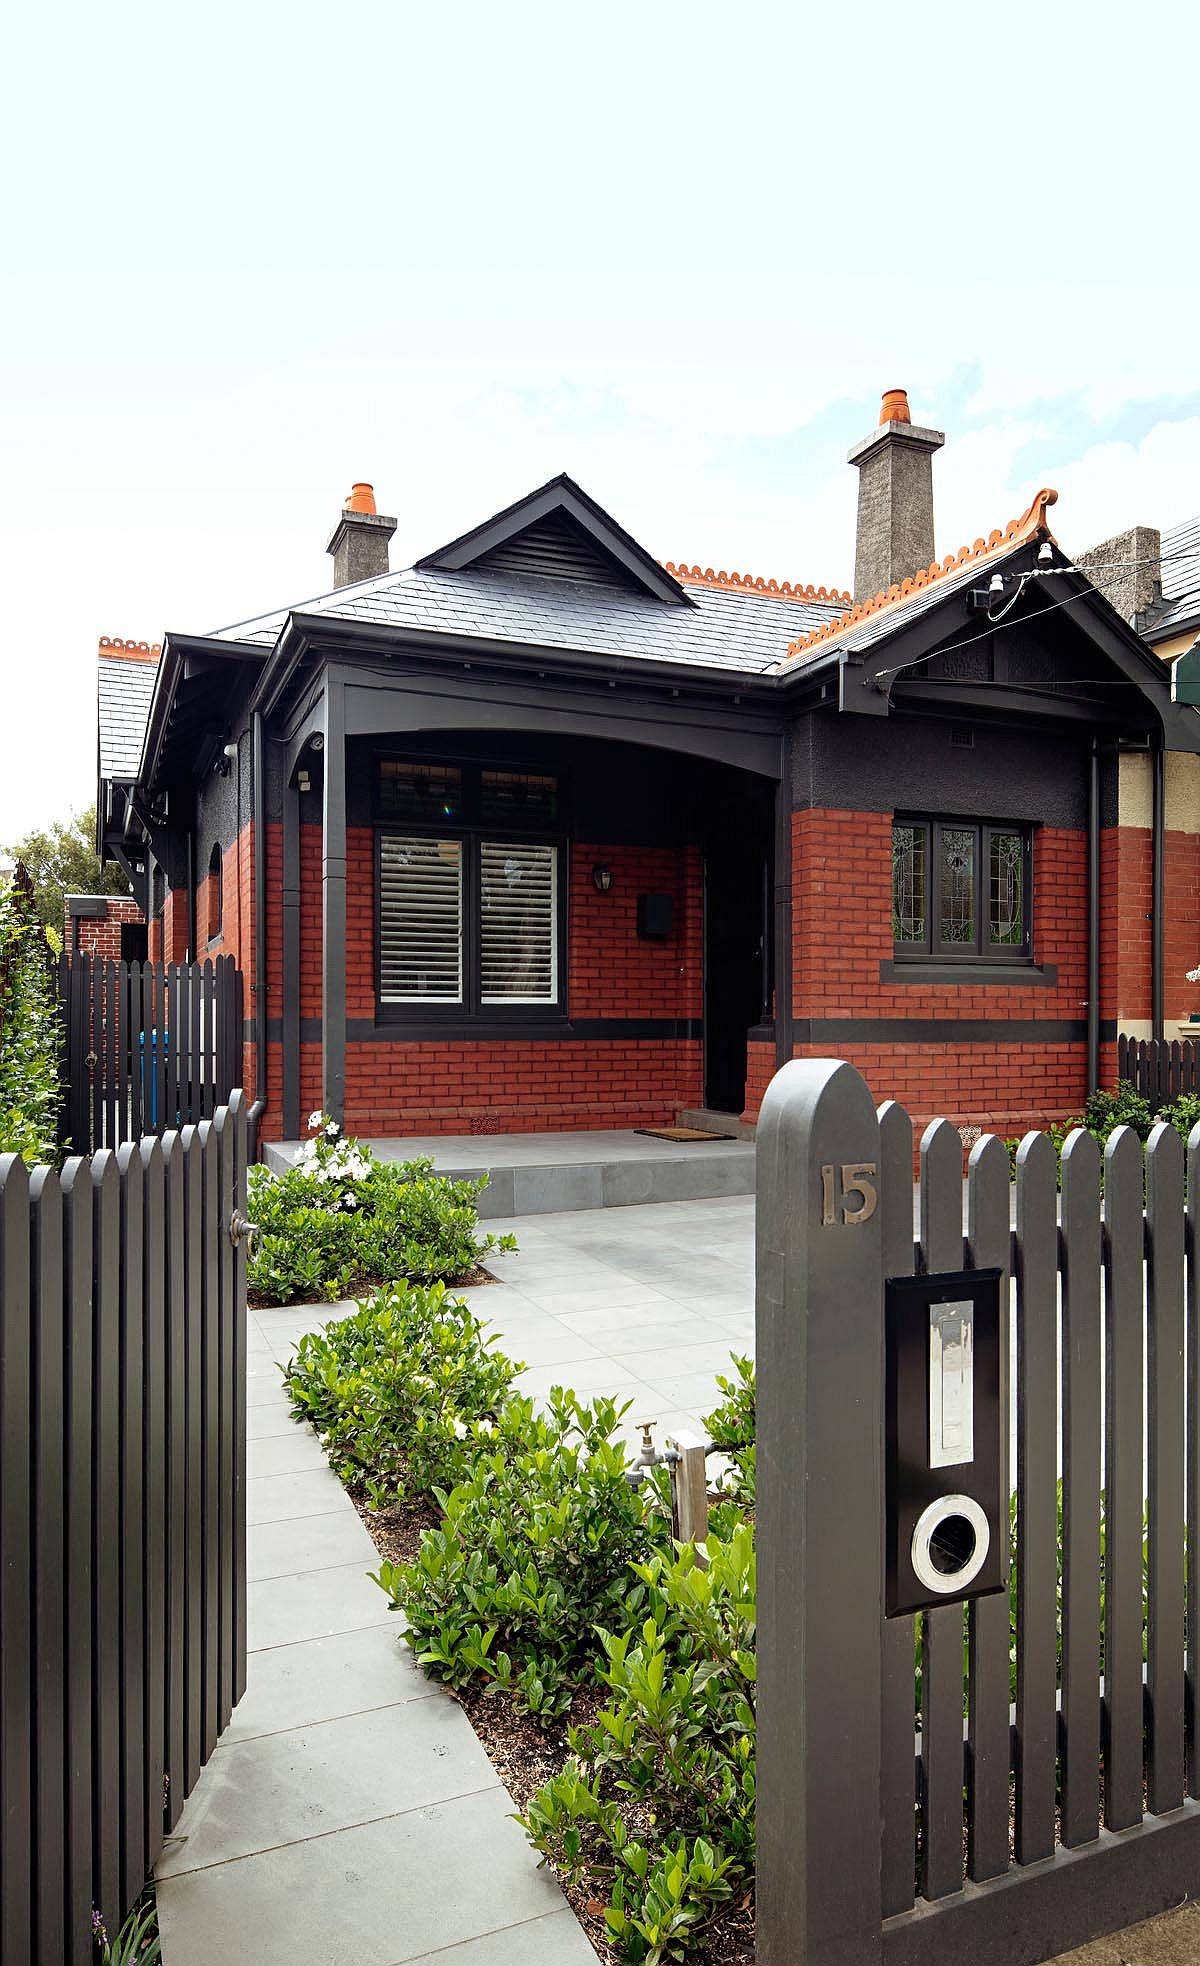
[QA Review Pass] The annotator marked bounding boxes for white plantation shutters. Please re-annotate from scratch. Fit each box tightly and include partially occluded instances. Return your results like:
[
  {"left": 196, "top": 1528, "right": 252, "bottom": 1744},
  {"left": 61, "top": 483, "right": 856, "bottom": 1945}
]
[
  {"left": 480, "top": 841, "right": 558, "bottom": 1004},
  {"left": 379, "top": 836, "right": 463, "bottom": 1002}
]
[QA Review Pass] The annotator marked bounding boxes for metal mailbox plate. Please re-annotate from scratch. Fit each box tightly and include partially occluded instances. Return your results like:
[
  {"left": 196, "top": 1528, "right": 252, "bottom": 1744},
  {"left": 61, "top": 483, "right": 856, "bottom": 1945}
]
[{"left": 885, "top": 1265, "right": 1006, "bottom": 1618}]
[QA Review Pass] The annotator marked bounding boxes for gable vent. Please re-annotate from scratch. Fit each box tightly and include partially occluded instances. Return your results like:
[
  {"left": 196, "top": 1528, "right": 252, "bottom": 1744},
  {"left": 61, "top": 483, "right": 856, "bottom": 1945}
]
[{"left": 474, "top": 511, "right": 644, "bottom": 591}]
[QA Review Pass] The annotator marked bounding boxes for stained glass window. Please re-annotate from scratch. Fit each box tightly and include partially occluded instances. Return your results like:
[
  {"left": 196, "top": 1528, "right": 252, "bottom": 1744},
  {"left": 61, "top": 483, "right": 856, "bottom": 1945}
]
[
  {"left": 892, "top": 825, "right": 927, "bottom": 944},
  {"left": 938, "top": 828, "right": 976, "bottom": 947},
  {"left": 988, "top": 830, "right": 1024, "bottom": 947},
  {"left": 892, "top": 818, "right": 1031, "bottom": 963}
]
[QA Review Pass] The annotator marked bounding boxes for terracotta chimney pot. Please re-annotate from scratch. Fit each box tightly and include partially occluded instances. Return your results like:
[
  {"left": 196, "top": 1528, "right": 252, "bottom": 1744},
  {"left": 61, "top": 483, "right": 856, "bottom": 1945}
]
[
  {"left": 879, "top": 388, "right": 912, "bottom": 427},
  {"left": 346, "top": 482, "right": 378, "bottom": 515}
]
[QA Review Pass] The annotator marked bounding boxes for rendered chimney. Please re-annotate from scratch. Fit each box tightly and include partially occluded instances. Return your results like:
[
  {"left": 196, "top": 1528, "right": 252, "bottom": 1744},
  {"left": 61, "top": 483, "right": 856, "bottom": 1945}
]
[
  {"left": 848, "top": 389, "right": 945, "bottom": 601},
  {"left": 1077, "top": 525, "right": 1162, "bottom": 627},
  {"left": 325, "top": 482, "right": 398, "bottom": 588}
]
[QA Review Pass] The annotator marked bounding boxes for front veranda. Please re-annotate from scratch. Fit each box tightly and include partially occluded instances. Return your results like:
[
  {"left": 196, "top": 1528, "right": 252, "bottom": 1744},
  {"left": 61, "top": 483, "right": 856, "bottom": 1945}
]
[{"left": 274, "top": 718, "right": 781, "bottom": 1143}]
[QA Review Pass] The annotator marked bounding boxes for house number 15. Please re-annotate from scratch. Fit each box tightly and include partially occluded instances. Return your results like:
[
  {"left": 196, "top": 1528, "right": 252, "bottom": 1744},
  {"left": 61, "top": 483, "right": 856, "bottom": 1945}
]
[{"left": 820, "top": 1162, "right": 879, "bottom": 1226}]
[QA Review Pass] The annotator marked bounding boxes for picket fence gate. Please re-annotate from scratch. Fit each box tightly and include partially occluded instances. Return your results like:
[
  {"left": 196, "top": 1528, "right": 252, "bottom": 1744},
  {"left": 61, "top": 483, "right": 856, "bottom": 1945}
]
[
  {"left": 757, "top": 1059, "right": 1200, "bottom": 1966},
  {"left": 0, "top": 1092, "right": 248, "bottom": 1965},
  {"left": 57, "top": 953, "right": 243, "bottom": 1156}
]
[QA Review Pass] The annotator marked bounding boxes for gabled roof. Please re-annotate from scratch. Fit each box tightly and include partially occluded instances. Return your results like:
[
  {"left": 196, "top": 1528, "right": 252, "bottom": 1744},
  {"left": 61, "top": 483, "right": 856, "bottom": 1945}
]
[
  {"left": 215, "top": 563, "right": 845, "bottom": 675},
  {"left": 416, "top": 473, "right": 692, "bottom": 607},
  {"left": 784, "top": 489, "right": 1059, "bottom": 665},
  {"left": 98, "top": 638, "right": 161, "bottom": 777}
]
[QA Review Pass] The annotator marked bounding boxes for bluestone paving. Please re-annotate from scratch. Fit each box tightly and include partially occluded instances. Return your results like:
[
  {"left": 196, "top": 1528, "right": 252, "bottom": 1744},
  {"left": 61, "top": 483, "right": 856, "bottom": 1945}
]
[
  {"left": 158, "top": 1305, "right": 595, "bottom": 1965},
  {"left": 245, "top": 1561, "right": 394, "bottom": 1649},
  {"left": 222, "top": 1626, "right": 434, "bottom": 1745},
  {"left": 398, "top": 1908, "right": 597, "bottom": 1966},
  {"left": 157, "top": 1699, "right": 497, "bottom": 1874},
  {"left": 246, "top": 1467, "right": 349, "bottom": 1524},
  {"left": 158, "top": 1789, "right": 592, "bottom": 1966},
  {"left": 246, "top": 1508, "right": 377, "bottom": 1582}
]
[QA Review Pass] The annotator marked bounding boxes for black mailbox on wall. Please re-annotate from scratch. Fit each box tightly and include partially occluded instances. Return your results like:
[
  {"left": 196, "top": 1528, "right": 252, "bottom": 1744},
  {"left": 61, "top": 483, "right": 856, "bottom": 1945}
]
[
  {"left": 637, "top": 893, "right": 674, "bottom": 939},
  {"left": 885, "top": 1267, "right": 1006, "bottom": 1617}
]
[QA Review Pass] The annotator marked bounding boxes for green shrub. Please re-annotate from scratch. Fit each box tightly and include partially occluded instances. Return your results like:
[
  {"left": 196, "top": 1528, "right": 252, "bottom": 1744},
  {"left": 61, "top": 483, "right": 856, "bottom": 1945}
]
[
  {"left": 249, "top": 1114, "right": 515, "bottom": 1304},
  {"left": 519, "top": 1526, "right": 755, "bottom": 1963},
  {"left": 704, "top": 1354, "right": 756, "bottom": 1507},
  {"left": 1082, "top": 1081, "right": 1153, "bottom": 1141},
  {"left": 285, "top": 1281, "right": 521, "bottom": 1506},
  {"left": 0, "top": 871, "right": 61, "bottom": 1164},
  {"left": 375, "top": 1390, "right": 668, "bottom": 1719}
]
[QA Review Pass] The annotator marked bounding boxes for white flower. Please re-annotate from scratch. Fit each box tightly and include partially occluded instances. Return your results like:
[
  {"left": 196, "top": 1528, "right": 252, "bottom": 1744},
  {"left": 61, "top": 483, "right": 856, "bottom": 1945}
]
[
  {"left": 342, "top": 1193, "right": 358, "bottom": 1211},
  {"left": 307, "top": 1110, "right": 324, "bottom": 1131},
  {"left": 325, "top": 1119, "right": 341, "bottom": 1139},
  {"left": 1187, "top": 966, "right": 1200, "bottom": 984},
  {"left": 452, "top": 1418, "right": 468, "bottom": 1439}
]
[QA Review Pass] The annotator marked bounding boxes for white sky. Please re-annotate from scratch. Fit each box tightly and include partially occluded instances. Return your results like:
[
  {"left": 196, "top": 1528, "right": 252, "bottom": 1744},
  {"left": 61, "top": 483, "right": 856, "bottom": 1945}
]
[{"left": 2, "top": 0, "right": 1198, "bottom": 838}]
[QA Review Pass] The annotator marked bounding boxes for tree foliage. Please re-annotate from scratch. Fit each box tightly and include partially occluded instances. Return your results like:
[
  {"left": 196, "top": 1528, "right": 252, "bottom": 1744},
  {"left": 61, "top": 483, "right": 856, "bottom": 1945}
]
[{"left": 4, "top": 803, "right": 128, "bottom": 931}]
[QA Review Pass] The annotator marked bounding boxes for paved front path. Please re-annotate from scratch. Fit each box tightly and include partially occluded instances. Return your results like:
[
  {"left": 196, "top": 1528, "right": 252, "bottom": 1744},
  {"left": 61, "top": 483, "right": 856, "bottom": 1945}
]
[
  {"left": 155, "top": 1305, "right": 597, "bottom": 1966},
  {"left": 461, "top": 1194, "right": 756, "bottom": 1443}
]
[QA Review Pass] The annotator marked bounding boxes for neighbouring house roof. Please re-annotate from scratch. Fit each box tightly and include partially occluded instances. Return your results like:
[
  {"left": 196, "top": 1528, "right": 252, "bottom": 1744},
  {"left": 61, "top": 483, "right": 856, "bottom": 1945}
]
[
  {"left": 783, "top": 489, "right": 1060, "bottom": 665},
  {"left": 98, "top": 637, "right": 161, "bottom": 777},
  {"left": 1144, "top": 514, "right": 1200, "bottom": 645}
]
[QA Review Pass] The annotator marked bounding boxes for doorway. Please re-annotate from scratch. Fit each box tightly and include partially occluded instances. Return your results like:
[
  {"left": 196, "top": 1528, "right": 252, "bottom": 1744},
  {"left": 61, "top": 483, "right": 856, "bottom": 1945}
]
[{"left": 703, "top": 827, "right": 769, "bottom": 1115}]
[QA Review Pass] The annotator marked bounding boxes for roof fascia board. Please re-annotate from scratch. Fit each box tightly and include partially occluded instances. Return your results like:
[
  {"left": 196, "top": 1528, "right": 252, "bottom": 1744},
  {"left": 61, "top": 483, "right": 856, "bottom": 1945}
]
[
  {"left": 137, "top": 632, "right": 266, "bottom": 791},
  {"left": 284, "top": 611, "right": 780, "bottom": 706},
  {"left": 414, "top": 473, "right": 693, "bottom": 608}
]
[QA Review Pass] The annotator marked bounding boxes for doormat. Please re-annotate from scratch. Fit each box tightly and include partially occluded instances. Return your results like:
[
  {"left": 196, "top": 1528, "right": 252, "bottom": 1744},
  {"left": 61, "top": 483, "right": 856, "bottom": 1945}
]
[{"left": 634, "top": 1126, "right": 735, "bottom": 1143}]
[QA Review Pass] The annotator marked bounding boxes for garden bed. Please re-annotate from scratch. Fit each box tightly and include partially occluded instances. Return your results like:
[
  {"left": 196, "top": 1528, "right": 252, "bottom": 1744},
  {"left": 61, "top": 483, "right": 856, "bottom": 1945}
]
[
  {"left": 286, "top": 1283, "right": 758, "bottom": 1966},
  {"left": 247, "top": 1114, "right": 515, "bottom": 1307}
]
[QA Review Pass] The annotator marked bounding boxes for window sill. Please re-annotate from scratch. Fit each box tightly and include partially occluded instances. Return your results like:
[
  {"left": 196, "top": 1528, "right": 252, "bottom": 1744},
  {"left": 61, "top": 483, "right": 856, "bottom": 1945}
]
[{"left": 879, "top": 959, "right": 1057, "bottom": 988}]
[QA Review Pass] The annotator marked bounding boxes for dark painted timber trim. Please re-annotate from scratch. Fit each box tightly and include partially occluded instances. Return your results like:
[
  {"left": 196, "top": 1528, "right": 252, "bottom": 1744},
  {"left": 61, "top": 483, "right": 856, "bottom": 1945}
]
[
  {"left": 281, "top": 776, "right": 301, "bottom": 1140},
  {"left": 259, "top": 1016, "right": 704, "bottom": 1044},
  {"left": 322, "top": 676, "right": 347, "bottom": 1120},
  {"left": 773, "top": 735, "right": 793, "bottom": 1069},
  {"left": 879, "top": 960, "right": 1058, "bottom": 988},
  {"left": 794, "top": 1017, "right": 1089, "bottom": 1045},
  {"left": 881, "top": 1800, "right": 1200, "bottom": 1966}
]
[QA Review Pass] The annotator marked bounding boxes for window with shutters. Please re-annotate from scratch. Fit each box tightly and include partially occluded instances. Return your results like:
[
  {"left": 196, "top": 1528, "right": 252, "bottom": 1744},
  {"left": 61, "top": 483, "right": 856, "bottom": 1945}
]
[
  {"left": 376, "top": 758, "right": 565, "bottom": 1019},
  {"left": 891, "top": 816, "right": 1032, "bottom": 963},
  {"left": 379, "top": 836, "right": 463, "bottom": 1002}
]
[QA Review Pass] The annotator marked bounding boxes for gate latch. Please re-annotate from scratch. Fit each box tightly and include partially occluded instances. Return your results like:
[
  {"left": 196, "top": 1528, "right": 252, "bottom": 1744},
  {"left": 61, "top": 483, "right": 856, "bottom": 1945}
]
[{"left": 228, "top": 1210, "right": 262, "bottom": 1251}]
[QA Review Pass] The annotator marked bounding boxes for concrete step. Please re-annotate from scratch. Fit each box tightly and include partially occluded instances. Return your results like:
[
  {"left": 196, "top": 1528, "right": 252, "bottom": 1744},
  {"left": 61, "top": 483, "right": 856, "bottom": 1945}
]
[{"left": 264, "top": 1128, "right": 757, "bottom": 1218}]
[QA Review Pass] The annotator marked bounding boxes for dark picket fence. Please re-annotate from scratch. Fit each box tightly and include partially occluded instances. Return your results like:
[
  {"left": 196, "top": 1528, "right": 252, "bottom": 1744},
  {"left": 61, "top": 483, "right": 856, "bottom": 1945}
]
[
  {"left": 1118, "top": 1031, "right": 1200, "bottom": 1107},
  {"left": 757, "top": 1059, "right": 1200, "bottom": 1966},
  {"left": 58, "top": 954, "right": 243, "bottom": 1155},
  {"left": 0, "top": 1093, "right": 248, "bottom": 1964}
]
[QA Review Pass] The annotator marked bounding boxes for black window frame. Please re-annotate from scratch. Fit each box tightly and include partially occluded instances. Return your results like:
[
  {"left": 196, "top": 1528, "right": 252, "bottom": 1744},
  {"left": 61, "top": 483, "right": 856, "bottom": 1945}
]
[
  {"left": 206, "top": 841, "right": 223, "bottom": 944},
  {"left": 891, "top": 813, "right": 1034, "bottom": 965},
  {"left": 374, "top": 755, "right": 569, "bottom": 1024}
]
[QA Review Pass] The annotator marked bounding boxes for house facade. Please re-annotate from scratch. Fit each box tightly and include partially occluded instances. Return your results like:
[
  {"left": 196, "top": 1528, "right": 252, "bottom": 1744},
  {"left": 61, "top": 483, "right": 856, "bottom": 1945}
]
[
  {"left": 96, "top": 392, "right": 1200, "bottom": 1146},
  {"left": 1081, "top": 516, "right": 1200, "bottom": 1040}
]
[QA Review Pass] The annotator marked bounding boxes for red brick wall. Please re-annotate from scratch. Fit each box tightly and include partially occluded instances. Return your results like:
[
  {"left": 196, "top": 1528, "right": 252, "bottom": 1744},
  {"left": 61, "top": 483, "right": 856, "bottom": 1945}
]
[
  {"left": 64, "top": 895, "right": 143, "bottom": 958},
  {"left": 1101, "top": 823, "right": 1200, "bottom": 1030},
  {"left": 253, "top": 825, "right": 705, "bottom": 1138},
  {"left": 567, "top": 844, "right": 702, "bottom": 1018},
  {"left": 343, "top": 1039, "right": 702, "bottom": 1135},
  {"left": 742, "top": 1039, "right": 776, "bottom": 1124},
  {"left": 790, "top": 807, "right": 1091, "bottom": 1133}
]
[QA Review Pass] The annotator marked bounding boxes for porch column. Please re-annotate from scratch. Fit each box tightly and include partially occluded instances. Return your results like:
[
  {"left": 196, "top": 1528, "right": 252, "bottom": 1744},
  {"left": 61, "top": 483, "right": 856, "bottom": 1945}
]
[
  {"left": 322, "top": 677, "right": 347, "bottom": 1124},
  {"left": 773, "top": 735, "right": 794, "bottom": 1071},
  {"left": 282, "top": 772, "right": 302, "bottom": 1140}
]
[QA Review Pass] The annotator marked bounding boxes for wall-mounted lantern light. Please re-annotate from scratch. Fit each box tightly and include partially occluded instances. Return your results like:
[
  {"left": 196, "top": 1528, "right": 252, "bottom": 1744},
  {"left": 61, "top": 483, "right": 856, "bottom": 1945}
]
[{"left": 592, "top": 863, "right": 614, "bottom": 893}]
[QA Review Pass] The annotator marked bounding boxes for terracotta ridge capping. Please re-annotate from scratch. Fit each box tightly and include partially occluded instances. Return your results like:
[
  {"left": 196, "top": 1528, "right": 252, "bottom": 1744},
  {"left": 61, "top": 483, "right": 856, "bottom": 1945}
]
[
  {"left": 784, "top": 487, "right": 1059, "bottom": 662},
  {"left": 99, "top": 635, "right": 162, "bottom": 663},
  {"left": 665, "top": 562, "right": 852, "bottom": 605}
]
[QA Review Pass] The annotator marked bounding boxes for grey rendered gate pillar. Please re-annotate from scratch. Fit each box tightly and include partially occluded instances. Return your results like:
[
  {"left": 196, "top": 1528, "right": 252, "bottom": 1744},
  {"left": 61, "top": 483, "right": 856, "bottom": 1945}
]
[{"left": 757, "top": 1059, "right": 884, "bottom": 1966}]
